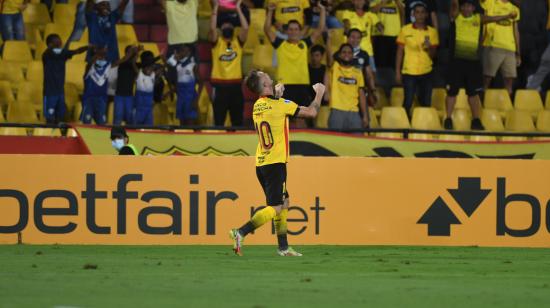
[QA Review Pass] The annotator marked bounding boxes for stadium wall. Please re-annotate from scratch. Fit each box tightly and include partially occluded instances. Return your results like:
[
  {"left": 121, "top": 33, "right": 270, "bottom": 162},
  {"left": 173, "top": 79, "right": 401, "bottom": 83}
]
[{"left": 1, "top": 155, "right": 549, "bottom": 247}]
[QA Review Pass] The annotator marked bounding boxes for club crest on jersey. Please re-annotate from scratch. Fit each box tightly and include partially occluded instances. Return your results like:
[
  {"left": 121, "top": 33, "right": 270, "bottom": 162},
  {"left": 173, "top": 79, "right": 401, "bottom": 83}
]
[
  {"left": 284, "top": 99, "right": 292, "bottom": 103},
  {"left": 338, "top": 77, "right": 357, "bottom": 85},
  {"left": 219, "top": 51, "right": 237, "bottom": 62},
  {"left": 281, "top": 6, "right": 300, "bottom": 13}
]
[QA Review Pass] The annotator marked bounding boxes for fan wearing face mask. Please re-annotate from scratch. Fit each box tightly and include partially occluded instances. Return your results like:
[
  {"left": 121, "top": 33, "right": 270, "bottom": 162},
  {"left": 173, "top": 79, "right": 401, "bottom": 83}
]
[
  {"left": 208, "top": 0, "right": 249, "bottom": 127},
  {"left": 110, "top": 126, "right": 138, "bottom": 155},
  {"left": 325, "top": 43, "right": 368, "bottom": 130},
  {"left": 81, "top": 47, "right": 111, "bottom": 124},
  {"left": 42, "top": 34, "right": 90, "bottom": 124}
]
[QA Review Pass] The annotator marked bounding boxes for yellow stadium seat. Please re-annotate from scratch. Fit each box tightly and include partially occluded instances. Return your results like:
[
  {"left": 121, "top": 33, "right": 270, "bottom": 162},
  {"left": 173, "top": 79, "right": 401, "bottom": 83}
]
[
  {"left": 0, "top": 80, "right": 15, "bottom": 110},
  {"left": 0, "top": 61, "right": 25, "bottom": 89},
  {"left": 25, "top": 25, "right": 43, "bottom": 50},
  {"left": 34, "top": 41, "right": 48, "bottom": 60},
  {"left": 375, "top": 132, "right": 403, "bottom": 139},
  {"left": 6, "top": 102, "right": 41, "bottom": 123},
  {"left": 368, "top": 107, "right": 379, "bottom": 128},
  {"left": 373, "top": 87, "right": 388, "bottom": 109},
  {"left": 16, "top": 81, "right": 43, "bottom": 105},
  {"left": 439, "top": 134, "right": 466, "bottom": 141},
  {"left": 252, "top": 43, "right": 274, "bottom": 71},
  {"left": 53, "top": 4, "right": 76, "bottom": 25},
  {"left": 116, "top": 24, "right": 138, "bottom": 46},
  {"left": 22, "top": 3, "right": 51, "bottom": 27},
  {"left": 544, "top": 91, "right": 550, "bottom": 110},
  {"left": 153, "top": 103, "right": 169, "bottom": 125},
  {"left": 67, "top": 41, "right": 88, "bottom": 62},
  {"left": 484, "top": 88, "right": 513, "bottom": 116},
  {"left": 505, "top": 110, "right": 535, "bottom": 132},
  {"left": 0, "top": 127, "right": 29, "bottom": 135},
  {"left": 409, "top": 133, "right": 436, "bottom": 140},
  {"left": 315, "top": 106, "right": 330, "bottom": 128},
  {"left": 536, "top": 110, "right": 550, "bottom": 132},
  {"left": 481, "top": 109, "right": 504, "bottom": 132},
  {"left": 431, "top": 88, "right": 447, "bottom": 114},
  {"left": 390, "top": 87, "right": 404, "bottom": 107},
  {"left": 33, "top": 127, "right": 62, "bottom": 136},
  {"left": 470, "top": 135, "right": 497, "bottom": 142},
  {"left": 514, "top": 89, "right": 544, "bottom": 120},
  {"left": 451, "top": 108, "right": 472, "bottom": 131},
  {"left": 64, "top": 83, "right": 80, "bottom": 109},
  {"left": 26, "top": 60, "right": 44, "bottom": 84},
  {"left": 44, "top": 23, "right": 72, "bottom": 45},
  {"left": 2, "top": 41, "right": 33, "bottom": 67},
  {"left": 501, "top": 136, "right": 528, "bottom": 142},
  {"left": 66, "top": 62, "right": 86, "bottom": 92},
  {"left": 455, "top": 88, "right": 470, "bottom": 109},
  {"left": 380, "top": 106, "right": 410, "bottom": 129},
  {"left": 411, "top": 107, "right": 441, "bottom": 130},
  {"left": 0, "top": 110, "right": 5, "bottom": 122}
]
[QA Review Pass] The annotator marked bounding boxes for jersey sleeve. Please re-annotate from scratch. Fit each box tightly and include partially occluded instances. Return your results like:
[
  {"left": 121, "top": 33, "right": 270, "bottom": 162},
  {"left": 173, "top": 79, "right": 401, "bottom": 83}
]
[
  {"left": 282, "top": 99, "right": 299, "bottom": 116},
  {"left": 430, "top": 27, "right": 439, "bottom": 46},
  {"left": 396, "top": 27, "right": 405, "bottom": 45},
  {"left": 272, "top": 37, "right": 284, "bottom": 49},
  {"left": 513, "top": 5, "right": 520, "bottom": 21}
]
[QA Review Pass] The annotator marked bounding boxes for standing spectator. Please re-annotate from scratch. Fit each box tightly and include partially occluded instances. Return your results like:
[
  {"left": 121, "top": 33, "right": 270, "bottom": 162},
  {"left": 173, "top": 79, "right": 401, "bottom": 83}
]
[
  {"left": 113, "top": 45, "right": 140, "bottom": 125},
  {"left": 166, "top": 44, "right": 198, "bottom": 126},
  {"left": 326, "top": 43, "right": 368, "bottom": 129},
  {"left": 341, "top": 0, "right": 383, "bottom": 71},
  {"left": 42, "top": 34, "right": 89, "bottom": 124},
  {"left": 268, "top": 0, "right": 312, "bottom": 37},
  {"left": 311, "top": 0, "right": 342, "bottom": 29},
  {"left": 82, "top": 47, "right": 111, "bottom": 124},
  {"left": 444, "top": 0, "right": 484, "bottom": 131},
  {"left": 308, "top": 45, "right": 327, "bottom": 105},
  {"left": 481, "top": 0, "right": 520, "bottom": 96},
  {"left": 527, "top": 44, "right": 550, "bottom": 91},
  {"left": 0, "top": 0, "right": 27, "bottom": 41},
  {"left": 208, "top": 0, "right": 248, "bottom": 126},
  {"left": 395, "top": 3, "right": 438, "bottom": 116},
  {"left": 85, "top": 0, "right": 130, "bottom": 63},
  {"left": 162, "top": 0, "right": 198, "bottom": 56},
  {"left": 370, "top": 0, "right": 404, "bottom": 69},
  {"left": 134, "top": 52, "right": 159, "bottom": 125},
  {"left": 264, "top": 2, "right": 325, "bottom": 109},
  {"left": 404, "top": 0, "right": 438, "bottom": 29},
  {"left": 109, "top": 0, "right": 133, "bottom": 23}
]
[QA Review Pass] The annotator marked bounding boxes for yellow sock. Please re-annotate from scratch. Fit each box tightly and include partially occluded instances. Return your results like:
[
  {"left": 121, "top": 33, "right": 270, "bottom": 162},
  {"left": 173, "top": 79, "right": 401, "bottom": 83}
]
[
  {"left": 274, "top": 208, "right": 288, "bottom": 235},
  {"left": 251, "top": 206, "right": 277, "bottom": 229}
]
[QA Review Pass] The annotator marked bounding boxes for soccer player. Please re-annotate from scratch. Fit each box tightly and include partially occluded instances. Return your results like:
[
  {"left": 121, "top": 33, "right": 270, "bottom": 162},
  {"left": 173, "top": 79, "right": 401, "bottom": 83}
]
[{"left": 229, "top": 70, "right": 325, "bottom": 257}]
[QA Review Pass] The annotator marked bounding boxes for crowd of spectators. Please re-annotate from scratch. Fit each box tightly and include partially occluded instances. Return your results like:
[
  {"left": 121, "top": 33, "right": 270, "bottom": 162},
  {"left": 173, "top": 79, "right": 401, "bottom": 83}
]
[{"left": 0, "top": 0, "right": 548, "bottom": 131}]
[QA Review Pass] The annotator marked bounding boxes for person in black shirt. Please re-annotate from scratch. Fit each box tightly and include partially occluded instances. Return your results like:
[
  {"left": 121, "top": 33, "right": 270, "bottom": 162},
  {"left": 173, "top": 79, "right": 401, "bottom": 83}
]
[
  {"left": 113, "top": 45, "right": 140, "bottom": 125},
  {"left": 308, "top": 44, "right": 327, "bottom": 105},
  {"left": 42, "top": 34, "right": 89, "bottom": 124},
  {"left": 404, "top": 0, "right": 438, "bottom": 29}
]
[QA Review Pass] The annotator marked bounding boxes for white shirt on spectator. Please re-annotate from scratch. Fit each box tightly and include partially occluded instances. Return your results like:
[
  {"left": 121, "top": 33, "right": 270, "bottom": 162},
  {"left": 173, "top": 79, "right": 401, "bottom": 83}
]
[
  {"left": 136, "top": 70, "right": 155, "bottom": 93},
  {"left": 168, "top": 55, "right": 196, "bottom": 84}
]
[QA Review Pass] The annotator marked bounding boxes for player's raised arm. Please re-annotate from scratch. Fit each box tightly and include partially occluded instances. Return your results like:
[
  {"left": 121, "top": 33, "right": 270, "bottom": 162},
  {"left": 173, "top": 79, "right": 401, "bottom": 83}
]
[{"left": 296, "top": 83, "right": 325, "bottom": 118}]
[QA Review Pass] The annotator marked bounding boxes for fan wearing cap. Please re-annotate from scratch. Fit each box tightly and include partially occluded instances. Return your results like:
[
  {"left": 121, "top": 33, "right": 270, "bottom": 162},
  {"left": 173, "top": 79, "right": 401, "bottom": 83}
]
[
  {"left": 110, "top": 126, "right": 138, "bottom": 155},
  {"left": 134, "top": 51, "right": 161, "bottom": 125},
  {"left": 85, "top": 0, "right": 130, "bottom": 63}
]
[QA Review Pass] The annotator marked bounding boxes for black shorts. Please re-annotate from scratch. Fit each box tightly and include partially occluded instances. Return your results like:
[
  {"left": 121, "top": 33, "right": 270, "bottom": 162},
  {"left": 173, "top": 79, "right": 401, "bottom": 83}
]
[
  {"left": 446, "top": 58, "right": 483, "bottom": 97},
  {"left": 256, "top": 163, "right": 289, "bottom": 206}
]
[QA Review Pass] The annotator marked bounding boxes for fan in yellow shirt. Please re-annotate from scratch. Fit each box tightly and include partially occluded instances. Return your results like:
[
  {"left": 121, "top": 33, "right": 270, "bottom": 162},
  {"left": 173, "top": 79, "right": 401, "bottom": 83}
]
[
  {"left": 370, "top": 0, "right": 404, "bottom": 68},
  {"left": 341, "top": 0, "right": 383, "bottom": 62},
  {"left": 229, "top": 69, "right": 326, "bottom": 257}
]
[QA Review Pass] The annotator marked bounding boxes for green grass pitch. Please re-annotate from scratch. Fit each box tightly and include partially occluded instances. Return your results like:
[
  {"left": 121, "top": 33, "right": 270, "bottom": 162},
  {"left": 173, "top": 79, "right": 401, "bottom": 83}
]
[{"left": 1, "top": 245, "right": 550, "bottom": 307}]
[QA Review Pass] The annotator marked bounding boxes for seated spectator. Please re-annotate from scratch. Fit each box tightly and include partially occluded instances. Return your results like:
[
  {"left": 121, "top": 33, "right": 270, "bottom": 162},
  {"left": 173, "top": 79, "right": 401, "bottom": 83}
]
[
  {"left": 42, "top": 34, "right": 89, "bottom": 124},
  {"left": 113, "top": 45, "right": 140, "bottom": 125},
  {"left": 404, "top": 0, "right": 438, "bottom": 29},
  {"left": 444, "top": 0, "right": 484, "bottom": 131},
  {"left": 82, "top": 47, "right": 111, "bottom": 124},
  {"left": 268, "top": 0, "right": 312, "bottom": 37},
  {"left": 110, "top": 126, "right": 138, "bottom": 155},
  {"left": 395, "top": 2, "right": 438, "bottom": 116},
  {"left": 341, "top": 0, "right": 383, "bottom": 71},
  {"left": 326, "top": 43, "right": 368, "bottom": 129},
  {"left": 481, "top": 0, "right": 520, "bottom": 96},
  {"left": 166, "top": 44, "right": 198, "bottom": 126},
  {"left": 0, "top": 0, "right": 26, "bottom": 41},
  {"left": 329, "top": 28, "right": 377, "bottom": 105},
  {"left": 370, "top": 0, "right": 404, "bottom": 69},
  {"left": 209, "top": 0, "right": 248, "bottom": 126},
  {"left": 109, "top": 0, "right": 133, "bottom": 23},
  {"left": 85, "top": 0, "right": 130, "bottom": 63},
  {"left": 308, "top": 45, "right": 328, "bottom": 105},
  {"left": 264, "top": 2, "right": 325, "bottom": 107},
  {"left": 311, "top": 0, "right": 342, "bottom": 29},
  {"left": 134, "top": 52, "right": 160, "bottom": 125}
]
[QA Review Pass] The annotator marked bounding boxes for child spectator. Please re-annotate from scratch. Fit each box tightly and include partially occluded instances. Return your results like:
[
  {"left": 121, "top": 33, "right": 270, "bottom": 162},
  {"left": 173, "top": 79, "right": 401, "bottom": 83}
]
[
  {"left": 309, "top": 45, "right": 327, "bottom": 104},
  {"left": 42, "top": 34, "right": 88, "bottom": 124},
  {"left": 85, "top": 0, "right": 129, "bottom": 63},
  {"left": 82, "top": 47, "right": 111, "bottom": 124},
  {"left": 134, "top": 51, "right": 158, "bottom": 125},
  {"left": 113, "top": 45, "right": 140, "bottom": 125},
  {"left": 166, "top": 44, "right": 198, "bottom": 126},
  {"left": 326, "top": 43, "right": 368, "bottom": 129}
]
